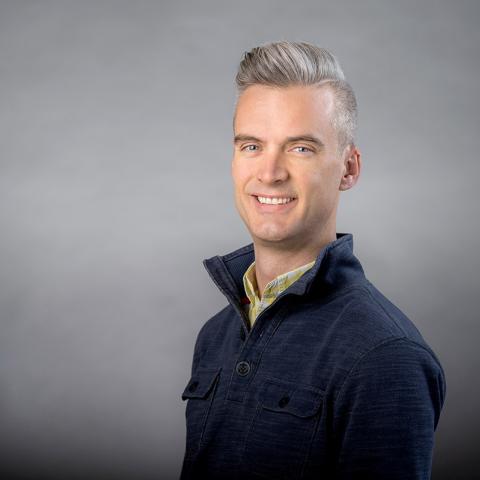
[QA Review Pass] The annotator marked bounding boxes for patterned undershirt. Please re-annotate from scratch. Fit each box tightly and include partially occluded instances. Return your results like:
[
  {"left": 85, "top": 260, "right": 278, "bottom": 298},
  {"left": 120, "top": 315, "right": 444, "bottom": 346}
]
[{"left": 242, "top": 259, "right": 316, "bottom": 329}]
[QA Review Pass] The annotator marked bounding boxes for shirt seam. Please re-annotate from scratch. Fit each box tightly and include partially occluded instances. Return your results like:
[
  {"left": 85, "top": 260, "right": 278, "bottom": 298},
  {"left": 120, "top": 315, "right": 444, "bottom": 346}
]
[
  {"left": 347, "top": 281, "right": 447, "bottom": 379},
  {"left": 333, "top": 336, "right": 444, "bottom": 405}
]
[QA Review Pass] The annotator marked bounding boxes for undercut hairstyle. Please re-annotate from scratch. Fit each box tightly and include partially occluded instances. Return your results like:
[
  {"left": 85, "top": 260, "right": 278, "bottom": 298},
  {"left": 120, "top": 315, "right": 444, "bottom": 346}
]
[{"left": 234, "top": 41, "right": 358, "bottom": 151}]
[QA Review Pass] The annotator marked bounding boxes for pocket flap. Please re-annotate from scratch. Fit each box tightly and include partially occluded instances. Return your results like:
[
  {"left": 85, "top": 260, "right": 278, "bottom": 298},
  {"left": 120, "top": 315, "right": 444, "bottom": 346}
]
[
  {"left": 181, "top": 367, "right": 221, "bottom": 400},
  {"left": 260, "top": 379, "right": 323, "bottom": 418}
]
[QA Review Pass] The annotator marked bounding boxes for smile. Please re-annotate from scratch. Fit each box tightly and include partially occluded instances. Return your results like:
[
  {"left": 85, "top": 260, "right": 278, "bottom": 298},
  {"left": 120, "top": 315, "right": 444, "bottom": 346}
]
[
  {"left": 256, "top": 196, "right": 294, "bottom": 205},
  {"left": 251, "top": 194, "right": 298, "bottom": 212}
]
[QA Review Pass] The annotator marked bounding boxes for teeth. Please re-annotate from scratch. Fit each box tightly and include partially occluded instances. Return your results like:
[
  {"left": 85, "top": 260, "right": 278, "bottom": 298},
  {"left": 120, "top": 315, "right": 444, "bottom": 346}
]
[{"left": 257, "top": 196, "right": 293, "bottom": 205}]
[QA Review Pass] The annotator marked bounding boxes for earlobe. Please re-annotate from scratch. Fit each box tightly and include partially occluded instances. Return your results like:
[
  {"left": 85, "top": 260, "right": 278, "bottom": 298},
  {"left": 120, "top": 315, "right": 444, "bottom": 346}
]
[
  {"left": 339, "top": 174, "right": 353, "bottom": 191},
  {"left": 339, "top": 147, "right": 361, "bottom": 191}
]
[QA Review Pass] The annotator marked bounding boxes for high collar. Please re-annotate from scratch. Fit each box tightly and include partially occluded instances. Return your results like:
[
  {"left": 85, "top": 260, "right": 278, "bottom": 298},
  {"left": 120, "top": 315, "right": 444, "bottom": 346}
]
[{"left": 203, "top": 232, "right": 366, "bottom": 313}]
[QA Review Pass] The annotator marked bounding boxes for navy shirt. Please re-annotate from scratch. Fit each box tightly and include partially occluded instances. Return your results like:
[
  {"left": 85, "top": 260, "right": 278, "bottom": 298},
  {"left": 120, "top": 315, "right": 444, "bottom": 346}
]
[{"left": 180, "top": 233, "right": 446, "bottom": 479}]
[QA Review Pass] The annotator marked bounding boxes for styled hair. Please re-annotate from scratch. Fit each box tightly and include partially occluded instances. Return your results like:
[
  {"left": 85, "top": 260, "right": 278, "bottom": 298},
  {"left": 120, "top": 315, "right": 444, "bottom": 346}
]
[{"left": 235, "top": 41, "right": 357, "bottom": 150}]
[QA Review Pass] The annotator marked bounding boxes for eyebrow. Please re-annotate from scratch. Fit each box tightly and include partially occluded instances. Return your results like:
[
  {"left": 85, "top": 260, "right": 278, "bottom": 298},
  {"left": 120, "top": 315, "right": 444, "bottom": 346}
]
[{"left": 233, "top": 134, "right": 324, "bottom": 149}]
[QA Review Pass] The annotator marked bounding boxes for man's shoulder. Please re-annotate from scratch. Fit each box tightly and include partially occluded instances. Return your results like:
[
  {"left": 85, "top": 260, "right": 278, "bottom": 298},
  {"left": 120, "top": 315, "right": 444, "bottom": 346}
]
[
  {"left": 329, "top": 280, "right": 429, "bottom": 345},
  {"left": 309, "top": 279, "right": 443, "bottom": 372},
  {"left": 322, "top": 282, "right": 446, "bottom": 402}
]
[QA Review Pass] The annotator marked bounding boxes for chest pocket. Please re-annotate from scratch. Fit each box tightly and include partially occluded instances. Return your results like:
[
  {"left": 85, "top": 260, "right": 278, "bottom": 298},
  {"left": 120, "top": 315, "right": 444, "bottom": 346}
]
[
  {"left": 181, "top": 367, "right": 221, "bottom": 455},
  {"left": 242, "top": 378, "right": 324, "bottom": 480}
]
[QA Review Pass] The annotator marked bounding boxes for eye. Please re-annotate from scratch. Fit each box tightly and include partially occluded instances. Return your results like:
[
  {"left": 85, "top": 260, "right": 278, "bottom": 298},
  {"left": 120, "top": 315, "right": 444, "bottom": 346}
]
[
  {"left": 241, "top": 144, "right": 259, "bottom": 152},
  {"left": 292, "top": 146, "right": 313, "bottom": 153}
]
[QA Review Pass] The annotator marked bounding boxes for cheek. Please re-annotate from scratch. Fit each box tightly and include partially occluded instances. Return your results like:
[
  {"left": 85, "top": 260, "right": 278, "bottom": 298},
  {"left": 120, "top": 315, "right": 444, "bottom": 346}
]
[
  {"left": 231, "top": 163, "right": 241, "bottom": 188},
  {"left": 302, "top": 171, "right": 324, "bottom": 198},
  {"left": 300, "top": 169, "right": 337, "bottom": 205},
  {"left": 232, "top": 161, "right": 251, "bottom": 190}
]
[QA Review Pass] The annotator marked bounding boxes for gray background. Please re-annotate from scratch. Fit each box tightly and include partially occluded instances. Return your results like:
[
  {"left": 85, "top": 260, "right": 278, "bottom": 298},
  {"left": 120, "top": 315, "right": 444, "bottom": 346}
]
[{"left": 1, "top": 0, "right": 478, "bottom": 479}]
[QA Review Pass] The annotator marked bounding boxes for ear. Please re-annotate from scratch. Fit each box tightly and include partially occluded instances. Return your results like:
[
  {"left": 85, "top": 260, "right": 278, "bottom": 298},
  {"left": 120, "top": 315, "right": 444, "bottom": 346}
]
[{"left": 339, "top": 145, "right": 361, "bottom": 191}]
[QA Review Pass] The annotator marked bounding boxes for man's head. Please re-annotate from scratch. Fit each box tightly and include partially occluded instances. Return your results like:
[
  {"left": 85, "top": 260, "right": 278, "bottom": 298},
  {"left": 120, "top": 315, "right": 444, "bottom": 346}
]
[{"left": 232, "top": 41, "right": 361, "bottom": 251}]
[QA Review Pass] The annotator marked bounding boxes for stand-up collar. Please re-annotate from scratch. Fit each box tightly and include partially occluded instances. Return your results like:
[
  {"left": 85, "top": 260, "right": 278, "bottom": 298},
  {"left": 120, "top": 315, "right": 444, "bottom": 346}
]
[{"left": 203, "top": 232, "right": 366, "bottom": 311}]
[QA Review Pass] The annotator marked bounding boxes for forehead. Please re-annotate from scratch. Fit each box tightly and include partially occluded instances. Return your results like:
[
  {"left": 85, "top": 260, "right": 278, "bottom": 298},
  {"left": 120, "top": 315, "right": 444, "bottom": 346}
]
[{"left": 234, "top": 84, "right": 336, "bottom": 137}]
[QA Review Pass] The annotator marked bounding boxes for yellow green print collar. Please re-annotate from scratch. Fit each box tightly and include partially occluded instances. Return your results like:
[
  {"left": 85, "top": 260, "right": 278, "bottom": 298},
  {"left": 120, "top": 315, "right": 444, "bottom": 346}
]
[{"left": 242, "top": 259, "right": 316, "bottom": 328}]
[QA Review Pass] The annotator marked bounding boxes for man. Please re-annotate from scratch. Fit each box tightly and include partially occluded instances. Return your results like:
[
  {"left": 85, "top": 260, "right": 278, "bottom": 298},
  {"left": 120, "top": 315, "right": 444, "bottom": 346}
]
[{"left": 180, "top": 41, "right": 446, "bottom": 480}]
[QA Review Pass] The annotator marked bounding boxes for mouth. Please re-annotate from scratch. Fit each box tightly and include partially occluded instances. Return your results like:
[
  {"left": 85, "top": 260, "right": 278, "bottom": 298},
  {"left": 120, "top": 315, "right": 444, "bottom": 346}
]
[
  {"left": 252, "top": 193, "right": 296, "bottom": 205},
  {"left": 250, "top": 194, "right": 298, "bottom": 211},
  {"left": 255, "top": 195, "right": 295, "bottom": 205}
]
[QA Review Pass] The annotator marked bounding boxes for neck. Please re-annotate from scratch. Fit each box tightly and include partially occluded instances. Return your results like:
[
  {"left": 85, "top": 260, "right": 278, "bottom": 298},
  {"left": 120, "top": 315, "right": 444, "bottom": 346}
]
[{"left": 252, "top": 226, "right": 337, "bottom": 297}]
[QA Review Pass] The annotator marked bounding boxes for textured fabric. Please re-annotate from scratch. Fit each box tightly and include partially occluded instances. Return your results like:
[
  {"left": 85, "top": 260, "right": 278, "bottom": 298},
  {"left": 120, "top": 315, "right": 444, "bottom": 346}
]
[
  {"left": 180, "top": 233, "right": 446, "bottom": 480},
  {"left": 243, "top": 259, "right": 315, "bottom": 328}
]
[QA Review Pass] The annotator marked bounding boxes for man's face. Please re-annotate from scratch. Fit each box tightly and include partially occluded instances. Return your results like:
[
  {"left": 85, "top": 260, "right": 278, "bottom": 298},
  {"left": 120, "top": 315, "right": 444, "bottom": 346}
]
[{"left": 232, "top": 84, "right": 351, "bottom": 250}]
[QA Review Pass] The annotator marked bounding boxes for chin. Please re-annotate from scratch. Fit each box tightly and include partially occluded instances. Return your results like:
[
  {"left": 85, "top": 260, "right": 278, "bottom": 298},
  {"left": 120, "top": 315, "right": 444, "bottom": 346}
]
[{"left": 251, "top": 226, "right": 294, "bottom": 244}]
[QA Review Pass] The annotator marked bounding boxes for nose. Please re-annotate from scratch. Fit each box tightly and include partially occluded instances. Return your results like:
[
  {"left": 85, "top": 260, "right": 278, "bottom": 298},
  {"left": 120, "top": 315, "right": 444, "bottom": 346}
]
[{"left": 257, "top": 149, "right": 289, "bottom": 184}]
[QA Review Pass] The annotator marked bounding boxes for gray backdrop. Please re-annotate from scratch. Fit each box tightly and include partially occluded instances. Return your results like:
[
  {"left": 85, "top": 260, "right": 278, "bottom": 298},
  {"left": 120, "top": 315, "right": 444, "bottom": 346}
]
[{"left": 1, "top": 1, "right": 478, "bottom": 479}]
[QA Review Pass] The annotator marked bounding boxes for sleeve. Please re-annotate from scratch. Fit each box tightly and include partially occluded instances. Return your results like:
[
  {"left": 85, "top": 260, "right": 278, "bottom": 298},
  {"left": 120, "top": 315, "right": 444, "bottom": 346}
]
[{"left": 332, "top": 337, "right": 446, "bottom": 480}]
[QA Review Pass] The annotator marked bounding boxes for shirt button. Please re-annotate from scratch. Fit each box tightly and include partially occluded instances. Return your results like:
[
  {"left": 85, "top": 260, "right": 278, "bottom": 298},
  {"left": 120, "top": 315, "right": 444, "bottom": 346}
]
[
  {"left": 278, "top": 396, "right": 290, "bottom": 408},
  {"left": 188, "top": 381, "right": 199, "bottom": 392},
  {"left": 236, "top": 361, "right": 251, "bottom": 376}
]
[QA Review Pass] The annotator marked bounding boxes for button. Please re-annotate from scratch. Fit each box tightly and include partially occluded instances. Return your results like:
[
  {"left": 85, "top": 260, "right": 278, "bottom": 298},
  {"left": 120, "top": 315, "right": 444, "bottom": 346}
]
[
  {"left": 236, "top": 361, "right": 251, "bottom": 376},
  {"left": 188, "top": 381, "right": 199, "bottom": 392},
  {"left": 278, "top": 396, "right": 290, "bottom": 408}
]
